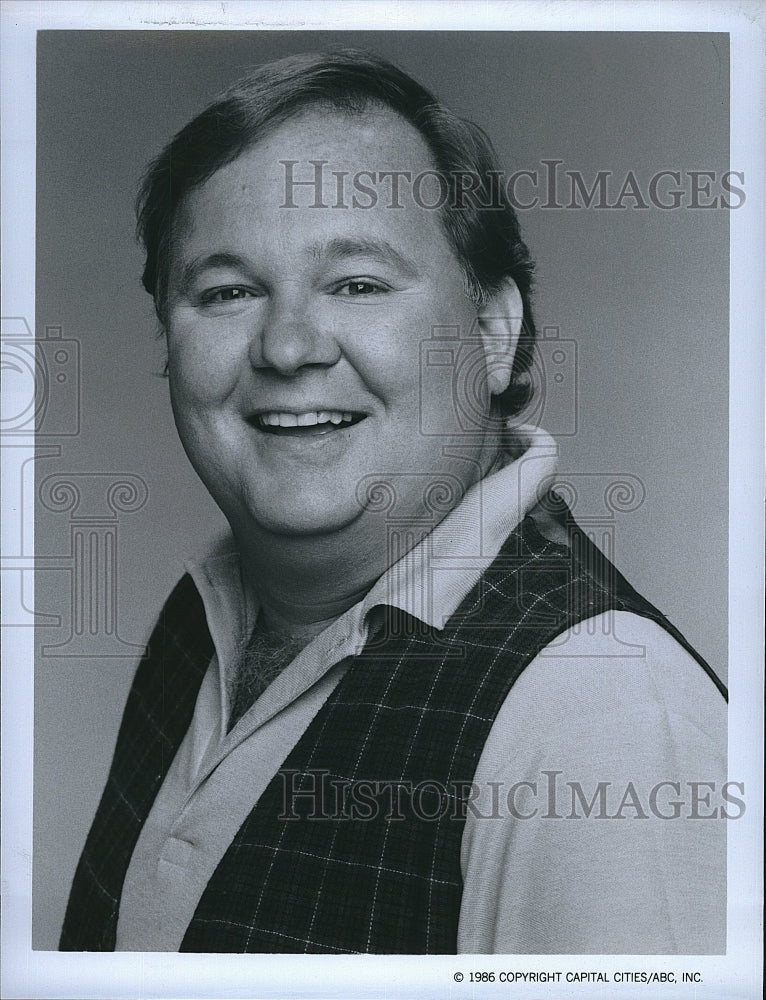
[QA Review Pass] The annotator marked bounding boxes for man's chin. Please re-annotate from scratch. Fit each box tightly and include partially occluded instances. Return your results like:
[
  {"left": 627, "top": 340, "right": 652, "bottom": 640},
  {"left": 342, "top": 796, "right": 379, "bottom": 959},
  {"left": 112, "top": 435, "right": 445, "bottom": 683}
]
[{"left": 234, "top": 498, "right": 367, "bottom": 541}]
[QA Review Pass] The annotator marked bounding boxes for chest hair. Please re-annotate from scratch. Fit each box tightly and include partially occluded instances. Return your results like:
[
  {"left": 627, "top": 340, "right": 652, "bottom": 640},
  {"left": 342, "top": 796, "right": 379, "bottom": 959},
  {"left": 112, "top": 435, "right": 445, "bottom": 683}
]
[{"left": 227, "top": 622, "right": 308, "bottom": 731}]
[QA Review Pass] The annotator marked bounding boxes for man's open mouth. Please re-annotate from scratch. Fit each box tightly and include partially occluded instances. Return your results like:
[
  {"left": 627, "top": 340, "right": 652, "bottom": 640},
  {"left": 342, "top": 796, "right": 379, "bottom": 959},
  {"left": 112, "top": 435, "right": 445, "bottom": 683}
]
[{"left": 251, "top": 410, "right": 367, "bottom": 436}]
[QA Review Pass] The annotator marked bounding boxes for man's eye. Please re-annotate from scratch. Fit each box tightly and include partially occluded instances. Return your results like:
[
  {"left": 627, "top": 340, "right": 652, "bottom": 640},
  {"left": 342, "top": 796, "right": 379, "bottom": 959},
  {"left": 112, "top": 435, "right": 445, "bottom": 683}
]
[
  {"left": 335, "top": 280, "right": 387, "bottom": 297},
  {"left": 201, "top": 286, "right": 255, "bottom": 304}
]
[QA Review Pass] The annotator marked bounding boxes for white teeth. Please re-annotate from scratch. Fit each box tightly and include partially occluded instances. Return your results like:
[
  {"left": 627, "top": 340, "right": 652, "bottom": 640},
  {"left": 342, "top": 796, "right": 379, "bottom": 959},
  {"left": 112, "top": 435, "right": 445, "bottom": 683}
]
[{"left": 257, "top": 410, "right": 360, "bottom": 428}]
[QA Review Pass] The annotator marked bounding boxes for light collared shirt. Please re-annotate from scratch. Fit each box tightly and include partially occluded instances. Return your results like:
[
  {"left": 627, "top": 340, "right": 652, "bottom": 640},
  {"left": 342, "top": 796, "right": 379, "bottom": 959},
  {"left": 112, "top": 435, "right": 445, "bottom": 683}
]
[{"left": 116, "top": 427, "right": 726, "bottom": 954}]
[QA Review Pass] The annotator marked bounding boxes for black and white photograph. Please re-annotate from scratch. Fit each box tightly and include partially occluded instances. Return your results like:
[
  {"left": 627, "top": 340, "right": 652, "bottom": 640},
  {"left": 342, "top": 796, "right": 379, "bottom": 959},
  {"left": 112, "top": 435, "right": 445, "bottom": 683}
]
[{"left": 1, "top": 2, "right": 763, "bottom": 999}]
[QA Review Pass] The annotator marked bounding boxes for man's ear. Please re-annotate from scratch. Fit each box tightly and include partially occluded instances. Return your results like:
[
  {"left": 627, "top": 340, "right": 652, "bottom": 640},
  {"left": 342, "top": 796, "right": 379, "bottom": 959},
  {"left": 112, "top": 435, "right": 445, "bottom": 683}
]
[{"left": 476, "top": 278, "right": 524, "bottom": 398}]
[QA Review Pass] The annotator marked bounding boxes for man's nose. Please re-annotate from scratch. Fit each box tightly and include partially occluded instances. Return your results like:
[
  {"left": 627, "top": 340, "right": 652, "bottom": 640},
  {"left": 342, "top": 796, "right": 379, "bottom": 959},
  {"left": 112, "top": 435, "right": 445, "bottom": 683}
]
[{"left": 249, "top": 290, "right": 340, "bottom": 375}]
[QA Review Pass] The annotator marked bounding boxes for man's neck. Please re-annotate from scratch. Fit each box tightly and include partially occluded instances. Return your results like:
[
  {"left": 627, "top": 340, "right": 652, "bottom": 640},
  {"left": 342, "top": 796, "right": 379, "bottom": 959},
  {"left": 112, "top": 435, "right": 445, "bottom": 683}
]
[{"left": 235, "top": 517, "right": 426, "bottom": 641}]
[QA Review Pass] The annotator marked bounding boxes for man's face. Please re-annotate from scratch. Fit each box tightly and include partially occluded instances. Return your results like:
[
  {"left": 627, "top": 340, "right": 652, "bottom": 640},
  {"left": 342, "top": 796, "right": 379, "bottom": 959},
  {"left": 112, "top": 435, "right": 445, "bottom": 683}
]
[{"left": 165, "top": 107, "right": 497, "bottom": 543}]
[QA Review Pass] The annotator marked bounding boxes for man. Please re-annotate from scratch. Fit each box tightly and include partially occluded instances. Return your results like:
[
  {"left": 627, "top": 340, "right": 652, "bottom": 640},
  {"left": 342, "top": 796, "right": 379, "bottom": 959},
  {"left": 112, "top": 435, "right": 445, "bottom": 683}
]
[{"left": 60, "top": 48, "right": 727, "bottom": 954}]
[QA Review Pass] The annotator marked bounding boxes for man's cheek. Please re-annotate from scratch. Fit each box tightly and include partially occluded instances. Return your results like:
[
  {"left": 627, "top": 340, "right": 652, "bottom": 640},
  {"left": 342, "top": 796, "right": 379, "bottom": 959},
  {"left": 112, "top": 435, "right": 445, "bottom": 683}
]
[
  {"left": 416, "top": 364, "right": 463, "bottom": 437},
  {"left": 168, "top": 352, "right": 236, "bottom": 404}
]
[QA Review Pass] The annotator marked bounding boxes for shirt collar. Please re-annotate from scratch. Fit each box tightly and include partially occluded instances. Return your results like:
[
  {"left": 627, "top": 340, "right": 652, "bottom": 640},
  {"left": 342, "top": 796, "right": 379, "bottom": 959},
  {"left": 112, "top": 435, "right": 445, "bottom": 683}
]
[{"left": 360, "top": 423, "right": 558, "bottom": 630}]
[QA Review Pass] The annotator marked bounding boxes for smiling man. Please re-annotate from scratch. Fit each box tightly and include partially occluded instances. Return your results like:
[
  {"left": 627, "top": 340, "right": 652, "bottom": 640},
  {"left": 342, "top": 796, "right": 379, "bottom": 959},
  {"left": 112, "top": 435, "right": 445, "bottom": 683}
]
[
  {"left": 163, "top": 108, "right": 516, "bottom": 626},
  {"left": 60, "top": 49, "right": 727, "bottom": 955}
]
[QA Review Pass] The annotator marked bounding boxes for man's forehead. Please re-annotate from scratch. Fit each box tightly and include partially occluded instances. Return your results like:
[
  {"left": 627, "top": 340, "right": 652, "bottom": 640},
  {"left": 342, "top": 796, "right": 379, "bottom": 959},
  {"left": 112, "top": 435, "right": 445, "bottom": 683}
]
[
  {"left": 172, "top": 106, "right": 451, "bottom": 258},
  {"left": 186, "top": 105, "right": 438, "bottom": 201},
  {"left": 252, "top": 104, "right": 434, "bottom": 166}
]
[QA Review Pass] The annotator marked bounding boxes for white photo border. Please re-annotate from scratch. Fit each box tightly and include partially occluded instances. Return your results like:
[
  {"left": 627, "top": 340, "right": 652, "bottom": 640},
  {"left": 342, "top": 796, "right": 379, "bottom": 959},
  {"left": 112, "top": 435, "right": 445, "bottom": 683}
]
[{"left": 1, "top": 2, "right": 763, "bottom": 998}]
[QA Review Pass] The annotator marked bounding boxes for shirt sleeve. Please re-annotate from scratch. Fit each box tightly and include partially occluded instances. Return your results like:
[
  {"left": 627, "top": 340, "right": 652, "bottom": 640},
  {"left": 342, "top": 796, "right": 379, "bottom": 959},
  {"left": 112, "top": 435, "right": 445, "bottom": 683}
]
[{"left": 457, "top": 611, "right": 728, "bottom": 954}]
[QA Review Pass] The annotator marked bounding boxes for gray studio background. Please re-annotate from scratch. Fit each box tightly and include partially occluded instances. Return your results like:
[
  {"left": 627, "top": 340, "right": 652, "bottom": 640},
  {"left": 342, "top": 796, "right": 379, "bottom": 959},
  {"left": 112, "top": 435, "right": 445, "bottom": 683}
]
[{"left": 34, "top": 31, "right": 729, "bottom": 948}]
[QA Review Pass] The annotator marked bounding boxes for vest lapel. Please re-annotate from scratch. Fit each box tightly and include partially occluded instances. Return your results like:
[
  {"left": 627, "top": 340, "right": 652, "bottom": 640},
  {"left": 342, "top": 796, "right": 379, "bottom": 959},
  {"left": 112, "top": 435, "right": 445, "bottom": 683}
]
[{"left": 59, "top": 574, "right": 213, "bottom": 950}]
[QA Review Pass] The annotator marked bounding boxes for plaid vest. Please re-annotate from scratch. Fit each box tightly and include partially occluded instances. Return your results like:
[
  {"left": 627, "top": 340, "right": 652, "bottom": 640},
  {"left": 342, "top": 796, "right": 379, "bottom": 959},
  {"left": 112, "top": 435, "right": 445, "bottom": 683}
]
[{"left": 60, "top": 511, "right": 724, "bottom": 953}]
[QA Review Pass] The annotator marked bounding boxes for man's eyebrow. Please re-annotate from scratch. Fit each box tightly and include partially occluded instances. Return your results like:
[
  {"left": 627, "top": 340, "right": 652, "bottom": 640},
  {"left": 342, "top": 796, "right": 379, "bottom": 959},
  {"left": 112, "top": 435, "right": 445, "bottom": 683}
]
[
  {"left": 178, "top": 251, "right": 252, "bottom": 290},
  {"left": 310, "top": 237, "right": 421, "bottom": 277},
  {"left": 176, "top": 240, "right": 421, "bottom": 290}
]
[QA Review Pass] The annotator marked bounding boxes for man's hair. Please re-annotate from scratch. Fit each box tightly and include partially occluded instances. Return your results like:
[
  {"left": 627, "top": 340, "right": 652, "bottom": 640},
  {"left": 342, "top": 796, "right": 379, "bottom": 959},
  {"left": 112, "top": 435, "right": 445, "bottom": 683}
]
[{"left": 136, "top": 48, "right": 537, "bottom": 417}]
